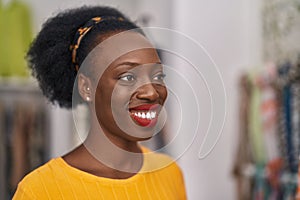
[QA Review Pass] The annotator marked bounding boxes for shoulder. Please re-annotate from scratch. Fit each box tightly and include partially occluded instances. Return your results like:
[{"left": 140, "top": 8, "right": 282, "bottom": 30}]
[
  {"left": 141, "top": 146, "right": 183, "bottom": 175},
  {"left": 13, "top": 158, "right": 62, "bottom": 199},
  {"left": 20, "top": 158, "right": 61, "bottom": 184},
  {"left": 141, "top": 147, "right": 187, "bottom": 198}
]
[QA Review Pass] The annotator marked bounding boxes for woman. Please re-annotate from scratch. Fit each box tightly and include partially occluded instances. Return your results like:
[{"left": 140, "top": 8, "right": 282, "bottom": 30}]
[{"left": 13, "top": 6, "right": 187, "bottom": 199}]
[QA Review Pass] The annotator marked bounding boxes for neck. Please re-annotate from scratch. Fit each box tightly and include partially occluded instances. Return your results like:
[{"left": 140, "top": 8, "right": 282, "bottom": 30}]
[{"left": 83, "top": 114, "right": 143, "bottom": 173}]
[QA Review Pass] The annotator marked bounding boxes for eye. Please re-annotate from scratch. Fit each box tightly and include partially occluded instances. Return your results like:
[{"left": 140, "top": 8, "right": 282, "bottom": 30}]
[
  {"left": 118, "top": 74, "right": 136, "bottom": 82},
  {"left": 153, "top": 73, "right": 166, "bottom": 81}
]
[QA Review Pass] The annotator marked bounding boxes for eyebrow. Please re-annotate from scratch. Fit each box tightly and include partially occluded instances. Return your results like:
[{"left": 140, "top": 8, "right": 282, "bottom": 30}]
[
  {"left": 116, "top": 62, "right": 141, "bottom": 67},
  {"left": 113, "top": 61, "right": 162, "bottom": 70}
]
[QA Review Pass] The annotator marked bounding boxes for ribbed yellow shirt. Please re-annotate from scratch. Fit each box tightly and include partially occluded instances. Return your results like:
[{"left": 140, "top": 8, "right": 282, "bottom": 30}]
[{"left": 13, "top": 149, "right": 187, "bottom": 200}]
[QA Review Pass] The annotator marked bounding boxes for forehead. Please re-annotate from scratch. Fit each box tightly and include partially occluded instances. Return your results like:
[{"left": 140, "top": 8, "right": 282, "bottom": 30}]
[
  {"left": 98, "top": 31, "right": 155, "bottom": 62},
  {"left": 83, "top": 31, "right": 158, "bottom": 74},
  {"left": 110, "top": 48, "right": 160, "bottom": 67}
]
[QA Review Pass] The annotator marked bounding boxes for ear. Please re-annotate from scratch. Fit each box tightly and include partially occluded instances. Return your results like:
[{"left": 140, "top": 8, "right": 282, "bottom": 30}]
[{"left": 78, "top": 73, "right": 93, "bottom": 102}]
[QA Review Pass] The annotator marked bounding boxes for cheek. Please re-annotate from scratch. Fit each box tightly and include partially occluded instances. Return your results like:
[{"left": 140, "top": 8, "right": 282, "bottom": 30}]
[
  {"left": 158, "top": 85, "right": 168, "bottom": 103},
  {"left": 94, "top": 81, "right": 115, "bottom": 121},
  {"left": 111, "top": 92, "right": 128, "bottom": 111},
  {"left": 110, "top": 86, "right": 133, "bottom": 115},
  {"left": 95, "top": 77, "right": 117, "bottom": 106},
  {"left": 95, "top": 85, "right": 129, "bottom": 129},
  {"left": 95, "top": 86, "right": 111, "bottom": 106}
]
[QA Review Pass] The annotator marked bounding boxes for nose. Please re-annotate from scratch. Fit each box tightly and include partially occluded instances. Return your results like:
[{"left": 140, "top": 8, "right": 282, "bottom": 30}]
[{"left": 136, "top": 83, "right": 160, "bottom": 101}]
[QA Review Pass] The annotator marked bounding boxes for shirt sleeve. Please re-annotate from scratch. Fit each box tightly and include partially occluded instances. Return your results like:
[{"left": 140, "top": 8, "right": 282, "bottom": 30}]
[
  {"left": 13, "top": 183, "right": 37, "bottom": 200},
  {"left": 176, "top": 165, "right": 188, "bottom": 200}
]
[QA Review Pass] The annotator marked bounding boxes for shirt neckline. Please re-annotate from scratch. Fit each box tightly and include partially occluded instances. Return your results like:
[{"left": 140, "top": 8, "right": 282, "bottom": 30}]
[{"left": 53, "top": 146, "right": 150, "bottom": 184}]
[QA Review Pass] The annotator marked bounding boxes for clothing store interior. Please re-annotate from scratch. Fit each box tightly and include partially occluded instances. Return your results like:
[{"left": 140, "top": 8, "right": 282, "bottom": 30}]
[{"left": 1, "top": 0, "right": 300, "bottom": 199}]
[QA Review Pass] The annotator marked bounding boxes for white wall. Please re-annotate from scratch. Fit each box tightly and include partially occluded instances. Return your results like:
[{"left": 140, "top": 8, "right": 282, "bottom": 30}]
[
  {"left": 23, "top": 0, "right": 139, "bottom": 32},
  {"left": 172, "top": 0, "right": 262, "bottom": 199}
]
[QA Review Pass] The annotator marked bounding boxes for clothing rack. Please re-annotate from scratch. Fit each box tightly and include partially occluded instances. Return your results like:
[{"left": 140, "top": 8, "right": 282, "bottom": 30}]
[
  {"left": 232, "top": 57, "right": 300, "bottom": 200},
  {"left": 0, "top": 78, "right": 50, "bottom": 200}
]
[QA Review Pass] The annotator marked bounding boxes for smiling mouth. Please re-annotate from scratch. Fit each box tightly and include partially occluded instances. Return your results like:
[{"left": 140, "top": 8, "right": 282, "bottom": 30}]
[{"left": 129, "top": 104, "right": 160, "bottom": 127}]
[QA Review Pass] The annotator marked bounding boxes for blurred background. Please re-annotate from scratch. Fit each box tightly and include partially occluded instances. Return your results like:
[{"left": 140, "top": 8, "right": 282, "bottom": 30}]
[{"left": 0, "top": 0, "right": 300, "bottom": 199}]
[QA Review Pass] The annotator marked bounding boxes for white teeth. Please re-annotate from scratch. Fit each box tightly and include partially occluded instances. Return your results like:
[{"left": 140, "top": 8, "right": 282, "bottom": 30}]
[
  {"left": 132, "top": 111, "right": 157, "bottom": 120},
  {"left": 151, "top": 112, "right": 155, "bottom": 118}
]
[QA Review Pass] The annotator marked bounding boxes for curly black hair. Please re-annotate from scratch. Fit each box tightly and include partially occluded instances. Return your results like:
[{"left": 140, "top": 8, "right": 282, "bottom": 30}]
[{"left": 27, "top": 6, "right": 140, "bottom": 109}]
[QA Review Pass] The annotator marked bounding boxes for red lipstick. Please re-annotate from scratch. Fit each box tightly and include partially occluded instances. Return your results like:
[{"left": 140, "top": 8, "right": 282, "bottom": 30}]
[
  {"left": 129, "top": 104, "right": 160, "bottom": 127},
  {"left": 130, "top": 104, "right": 159, "bottom": 111}
]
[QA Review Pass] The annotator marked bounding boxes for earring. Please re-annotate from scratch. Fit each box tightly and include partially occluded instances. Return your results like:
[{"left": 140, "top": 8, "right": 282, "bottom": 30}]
[
  {"left": 87, "top": 87, "right": 90, "bottom": 91},
  {"left": 86, "top": 97, "right": 91, "bottom": 102}
]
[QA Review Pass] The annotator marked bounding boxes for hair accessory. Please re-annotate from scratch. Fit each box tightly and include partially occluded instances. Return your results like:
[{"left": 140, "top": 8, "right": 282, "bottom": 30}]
[{"left": 70, "top": 16, "right": 125, "bottom": 71}]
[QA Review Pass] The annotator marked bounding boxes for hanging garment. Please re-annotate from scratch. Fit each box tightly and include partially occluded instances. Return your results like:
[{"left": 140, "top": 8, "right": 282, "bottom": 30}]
[
  {"left": 276, "top": 62, "right": 300, "bottom": 199},
  {"left": 0, "top": 0, "right": 4, "bottom": 74},
  {"left": 9, "top": 101, "right": 48, "bottom": 196},
  {"left": 259, "top": 67, "right": 280, "bottom": 162},
  {"left": 10, "top": 103, "right": 32, "bottom": 191},
  {"left": 0, "top": 100, "right": 6, "bottom": 200},
  {"left": 252, "top": 164, "right": 271, "bottom": 200},
  {"left": 232, "top": 74, "right": 255, "bottom": 200},
  {"left": 259, "top": 67, "right": 284, "bottom": 199},
  {"left": 0, "top": 0, "right": 33, "bottom": 77},
  {"left": 266, "top": 159, "right": 284, "bottom": 200},
  {"left": 296, "top": 164, "right": 300, "bottom": 199},
  {"left": 249, "top": 73, "right": 266, "bottom": 165},
  {"left": 277, "top": 62, "right": 299, "bottom": 173},
  {"left": 290, "top": 59, "right": 300, "bottom": 176},
  {"left": 235, "top": 60, "right": 300, "bottom": 199},
  {"left": 291, "top": 82, "right": 300, "bottom": 171},
  {"left": 293, "top": 56, "right": 300, "bottom": 200}
]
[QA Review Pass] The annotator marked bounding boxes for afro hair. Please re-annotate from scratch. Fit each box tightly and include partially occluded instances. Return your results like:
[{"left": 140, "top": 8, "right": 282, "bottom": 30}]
[{"left": 27, "top": 6, "right": 140, "bottom": 109}]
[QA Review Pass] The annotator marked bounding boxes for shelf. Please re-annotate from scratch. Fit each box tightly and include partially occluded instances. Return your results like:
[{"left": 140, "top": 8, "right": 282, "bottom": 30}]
[{"left": 0, "top": 77, "right": 41, "bottom": 95}]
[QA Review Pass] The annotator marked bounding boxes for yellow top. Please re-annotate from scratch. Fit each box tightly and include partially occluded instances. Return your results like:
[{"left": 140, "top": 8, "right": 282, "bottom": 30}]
[{"left": 13, "top": 148, "right": 187, "bottom": 200}]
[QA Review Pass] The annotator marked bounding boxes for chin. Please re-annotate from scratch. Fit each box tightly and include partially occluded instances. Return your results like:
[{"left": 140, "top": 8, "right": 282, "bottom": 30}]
[{"left": 122, "top": 127, "right": 156, "bottom": 142}]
